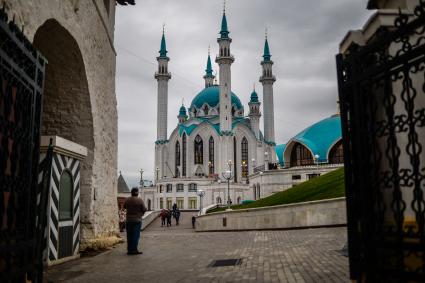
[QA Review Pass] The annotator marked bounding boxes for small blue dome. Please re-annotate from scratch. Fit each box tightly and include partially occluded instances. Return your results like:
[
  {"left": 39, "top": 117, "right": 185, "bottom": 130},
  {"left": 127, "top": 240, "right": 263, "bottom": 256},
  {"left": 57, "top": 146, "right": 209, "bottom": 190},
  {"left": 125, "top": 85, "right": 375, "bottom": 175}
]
[
  {"left": 288, "top": 115, "right": 342, "bottom": 162},
  {"left": 179, "top": 105, "right": 187, "bottom": 116},
  {"left": 250, "top": 90, "right": 259, "bottom": 103},
  {"left": 190, "top": 85, "right": 243, "bottom": 111}
]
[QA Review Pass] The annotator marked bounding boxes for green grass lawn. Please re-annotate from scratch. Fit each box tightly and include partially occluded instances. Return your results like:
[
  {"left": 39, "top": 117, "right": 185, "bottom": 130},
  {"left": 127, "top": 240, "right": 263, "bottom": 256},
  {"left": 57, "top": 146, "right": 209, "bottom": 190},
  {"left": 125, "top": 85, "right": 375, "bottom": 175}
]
[{"left": 207, "top": 167, "right": 345, "bottom": 213}]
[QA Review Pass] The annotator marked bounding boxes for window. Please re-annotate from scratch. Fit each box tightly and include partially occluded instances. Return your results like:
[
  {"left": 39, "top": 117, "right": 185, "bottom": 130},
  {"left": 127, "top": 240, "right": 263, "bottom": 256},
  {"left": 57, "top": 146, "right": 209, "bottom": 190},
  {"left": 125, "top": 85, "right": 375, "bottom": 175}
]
[
  {"left": 159, "top": 185, "right": 163, "bottom": 193},
  {"left": 203, "top": 105, "right": 209, "bottom": 115},
  {"left": 175, "top": 141, "right": 180, "bottom": 177},
  {"left": 209, "top": 136, "right": 214, "bottom": 175},
  {"left": 290, "top": 143, "right": 314, "bottom": 167},
  {"left": 241, "top": 137, "right": 249, "bottom": 178},
  {"left": 189, "top": 197, "right": 197, "bottom": 209},
  {"left": 166, "top": 184, "right": 172, "bottom": 193},
  {"left": 292, "top": 175, "right": 301, "bottom": 180},
  {"left": 188, "top": 183, "right": 197, "bottom": 192},
  {"left": 182, "top": 133, "right": 187, "bottom": 176},
  {"left": 176, "top": 184, "right": 184, "bottom": 192},
  {"left": 237, "top": 197, "right": 241, "bottom": 204},
  {"left": 59, "top": 171, "right": 73, "bottom": 220},
  {"left": 194, "top": 135, "right": 203, "bottom": 164},
  {"left": 177, "top": 197, "right": 184, "bottom": 209},
  {"left": 329, "top": 140, "right": 344, "bottom": 164},
  {"left": 216, "top": 197, "right": 222, "bottom": 204},
  {"left": 159, "top": 198, "right": 163, "bottom": 209},
  {"left": 166, "top": 198, "right": 173, "bottom": 209}
]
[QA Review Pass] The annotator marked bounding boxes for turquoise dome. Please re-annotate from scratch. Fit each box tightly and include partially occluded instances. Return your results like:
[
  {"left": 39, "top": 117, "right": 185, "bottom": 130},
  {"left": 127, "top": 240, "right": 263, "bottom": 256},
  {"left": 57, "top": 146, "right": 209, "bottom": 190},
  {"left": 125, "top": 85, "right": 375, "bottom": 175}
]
[
  {"left": 288, "top": 115, "right": 342, "bottom": 162},
  {"left": 250, "top": 90, "right": 259, "bottom": 103},
  {"left": 190, "top": 85, "right": 243, "bottom": 111},
  {"left": 179, "top": 105, "right": 187, "bottom": 116}
]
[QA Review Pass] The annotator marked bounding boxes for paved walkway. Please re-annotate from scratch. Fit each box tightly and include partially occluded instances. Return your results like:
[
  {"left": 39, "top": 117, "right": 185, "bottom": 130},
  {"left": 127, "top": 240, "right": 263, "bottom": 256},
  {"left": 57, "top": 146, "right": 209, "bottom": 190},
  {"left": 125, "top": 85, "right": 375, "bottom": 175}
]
[{"left": 45, "top": 212, "right": 349, "bottom": 282}]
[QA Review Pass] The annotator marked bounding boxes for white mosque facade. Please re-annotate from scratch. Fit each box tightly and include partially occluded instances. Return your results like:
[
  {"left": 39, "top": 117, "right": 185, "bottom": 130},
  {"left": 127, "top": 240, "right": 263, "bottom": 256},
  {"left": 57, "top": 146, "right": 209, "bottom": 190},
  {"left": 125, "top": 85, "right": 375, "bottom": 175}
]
[{"left": 141, "top": 10, "right": 344, "bottom": 211}]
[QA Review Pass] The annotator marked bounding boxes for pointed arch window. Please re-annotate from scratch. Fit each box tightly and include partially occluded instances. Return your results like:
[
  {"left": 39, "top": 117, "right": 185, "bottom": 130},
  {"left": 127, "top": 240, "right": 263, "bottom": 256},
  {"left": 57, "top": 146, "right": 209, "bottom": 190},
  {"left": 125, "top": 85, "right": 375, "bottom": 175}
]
[
  {"left": 182, "top": 134, "right": 187, "bottom": 176},
  {"left": 175, "top": 141, "right": 180, "bottom": 177},
  {"left": 203, "top": 105, "right": 209, "bottom": 116},
  {"left": 209, "top": 136, "right": 214, "bottom": 175},
  {"left": 241, "top": 137, "right": 249, "bottom": 178},
  {"left": 290, "top": 142, "right": 314, "bottom": 167},
  {"left": 329, "top": 140, "right": 344, "bottom": 164},
  {"left": 194, "top": 135, "right": 203, "bottom": 164}
]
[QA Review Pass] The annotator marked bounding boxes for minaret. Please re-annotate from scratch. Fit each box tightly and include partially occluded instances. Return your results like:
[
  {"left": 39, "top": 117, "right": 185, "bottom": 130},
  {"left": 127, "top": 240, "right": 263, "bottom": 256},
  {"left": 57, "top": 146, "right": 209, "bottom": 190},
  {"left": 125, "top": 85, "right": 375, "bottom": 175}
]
[
  {"left": 155, "top": 27, "right": 171, "bottom": 180},
  {"left": 178, "top": 103, "right": 188, "bottom": 124},
  {"left": 259, "top": 31, "right": 276, "bottom": 145},
  {"left": 155, "top": 27, "right": 171, "bottom": 142},
  {"left": 203, "top": 47, "right": 215, "bottom": 88},
  {"left": 216, "top": 7, "right": 234, "bottom": 133},
  {"left": 248, "top": 84, "right": 261, "bottom": 139}
]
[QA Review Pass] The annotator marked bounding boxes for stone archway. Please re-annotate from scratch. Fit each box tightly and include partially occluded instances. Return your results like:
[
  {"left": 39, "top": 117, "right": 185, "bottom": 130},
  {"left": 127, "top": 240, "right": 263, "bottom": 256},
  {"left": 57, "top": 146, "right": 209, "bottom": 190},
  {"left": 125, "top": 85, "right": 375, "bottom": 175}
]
[{"left": 33, "top": 19, "right": 95, "bottom": 240}]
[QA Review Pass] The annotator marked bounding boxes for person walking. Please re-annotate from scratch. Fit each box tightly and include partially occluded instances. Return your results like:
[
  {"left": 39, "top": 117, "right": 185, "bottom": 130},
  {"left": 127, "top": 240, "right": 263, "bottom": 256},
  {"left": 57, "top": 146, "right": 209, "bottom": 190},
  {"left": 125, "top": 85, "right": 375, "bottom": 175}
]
[
  {"left": 174, "top": 209, "right": 181, "bottom": 226},
  {"left": 192, "top": 215, "right": 196, "bottom": 229},
  {"left": 124, "top": 187, "right": 147, "bottom": 255},
  {"left": 166, "top": 209, "right": 172, "bottom": 227},
  {"left": 160, "top": 209, "right": 166, "bottom": 227}
]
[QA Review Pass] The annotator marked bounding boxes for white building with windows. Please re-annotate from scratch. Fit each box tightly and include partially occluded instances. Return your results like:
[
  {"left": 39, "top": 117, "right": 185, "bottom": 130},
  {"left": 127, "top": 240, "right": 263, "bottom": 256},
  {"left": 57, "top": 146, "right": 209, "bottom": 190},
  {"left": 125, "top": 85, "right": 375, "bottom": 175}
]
[{"left": 141, "top": 8, "right": 344, "bottom": 211}]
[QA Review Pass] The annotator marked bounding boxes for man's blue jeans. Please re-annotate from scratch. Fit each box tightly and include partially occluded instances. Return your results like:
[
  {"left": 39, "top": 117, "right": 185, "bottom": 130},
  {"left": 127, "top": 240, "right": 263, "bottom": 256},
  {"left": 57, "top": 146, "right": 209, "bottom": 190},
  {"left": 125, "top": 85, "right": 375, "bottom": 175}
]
[{"left": 126, "top": 221, "right": 142, "bottom": 253}]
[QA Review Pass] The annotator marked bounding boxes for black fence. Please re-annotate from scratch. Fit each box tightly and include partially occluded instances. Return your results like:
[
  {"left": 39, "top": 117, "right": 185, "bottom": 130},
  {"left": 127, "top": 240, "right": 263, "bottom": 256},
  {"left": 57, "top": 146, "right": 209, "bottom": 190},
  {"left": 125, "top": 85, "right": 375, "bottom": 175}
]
[
  {"left": 337, "top": 2, "right": 425, "bottom": 282},
  {"left": 0, "top": 7, "right": 48, "bottom": 283}
]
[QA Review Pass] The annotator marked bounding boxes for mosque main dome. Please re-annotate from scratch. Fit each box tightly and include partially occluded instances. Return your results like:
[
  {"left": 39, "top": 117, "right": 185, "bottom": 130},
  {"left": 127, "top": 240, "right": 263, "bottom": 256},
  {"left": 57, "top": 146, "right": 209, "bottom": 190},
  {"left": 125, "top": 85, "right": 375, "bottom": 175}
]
[{"left": 190, "top": 85, "right": 243, "bottom": 113}]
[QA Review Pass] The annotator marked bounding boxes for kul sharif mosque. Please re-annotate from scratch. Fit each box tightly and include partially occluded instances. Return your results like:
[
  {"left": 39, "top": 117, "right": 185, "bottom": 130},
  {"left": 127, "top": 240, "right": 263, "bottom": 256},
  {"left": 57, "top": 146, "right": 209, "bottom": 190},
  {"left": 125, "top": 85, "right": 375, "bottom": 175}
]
[{"left": 141, "top": 6, "right": 344, "bottom": 211}]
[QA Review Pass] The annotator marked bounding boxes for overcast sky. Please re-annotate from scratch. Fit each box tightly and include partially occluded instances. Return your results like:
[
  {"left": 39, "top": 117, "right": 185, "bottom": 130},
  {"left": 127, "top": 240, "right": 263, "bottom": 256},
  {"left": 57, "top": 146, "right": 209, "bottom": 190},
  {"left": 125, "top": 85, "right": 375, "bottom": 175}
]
[{"left": 115, "top": 0, "right": 372, "bottom": 187}]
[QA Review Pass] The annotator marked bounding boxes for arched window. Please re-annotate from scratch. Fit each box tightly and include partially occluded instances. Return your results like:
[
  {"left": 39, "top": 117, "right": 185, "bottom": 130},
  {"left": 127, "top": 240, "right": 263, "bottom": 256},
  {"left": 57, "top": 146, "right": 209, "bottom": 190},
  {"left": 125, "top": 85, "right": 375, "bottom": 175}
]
[
  {"left": 237, "top": 196, "right": 241, "bottom": 204},
  {"left": 329, "top": 140, "right": 344, "bottom": 164},
  {"left": 182, "top": 134, "right": 187, "bottom": 177},
  {"left": 194, "top": 135, "right": 203, "bottom": 164},
  {"left": 203, "top": 105, "right": 209, "bottom": 116},
  {"left": 175, "top": 141, "right": 180, "bottom": 177},
  {"left": 209, "top": 136, "right": 214, "bottom": 175},
  {"left": 216, "top": 197, "right": 222, "bottom": 204},
  {"left": 290, "top": 142, "right": 314, "bottom": 167},
  {"left": 59, "top": 171, "right": 73, "bottom": 220},
  {"left": 241, "top": 137, "right": 249, "bottom": 178},
  {"left": 231, "top": 106, "right": 236, "bottom": 117}
]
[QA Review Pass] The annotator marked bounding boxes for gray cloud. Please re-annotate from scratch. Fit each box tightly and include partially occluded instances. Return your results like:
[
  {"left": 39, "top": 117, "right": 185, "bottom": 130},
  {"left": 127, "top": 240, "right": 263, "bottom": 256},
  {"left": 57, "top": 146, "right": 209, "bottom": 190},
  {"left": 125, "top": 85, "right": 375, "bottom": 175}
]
[{"left": 115, "top": 0, "right": 372, "bottom": 186}]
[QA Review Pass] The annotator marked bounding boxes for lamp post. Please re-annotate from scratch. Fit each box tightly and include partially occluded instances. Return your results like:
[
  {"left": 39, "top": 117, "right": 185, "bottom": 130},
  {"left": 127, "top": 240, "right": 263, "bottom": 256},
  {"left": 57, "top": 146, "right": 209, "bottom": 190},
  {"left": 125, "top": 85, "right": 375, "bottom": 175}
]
[
  {"left": 259, "top": 171, "right": 263, "bottom": 199},
  {"left": 221, "top": 160, "right": 233, "bottom": 210},
  {"left": 314, "top": 154, "right": 320, "bottom": 178},
  {"left": 197, "top": 189, "right": 205, "bottom": 215},
  {"left": 265, "top": 151, "right": 269, "bottom": 171}
]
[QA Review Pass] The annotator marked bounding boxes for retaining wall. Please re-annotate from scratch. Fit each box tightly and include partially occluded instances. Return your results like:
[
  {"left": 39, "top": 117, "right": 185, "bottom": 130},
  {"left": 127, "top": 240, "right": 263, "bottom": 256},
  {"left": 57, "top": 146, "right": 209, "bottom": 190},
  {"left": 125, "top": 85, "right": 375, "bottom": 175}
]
[{"left": 196, "top": 197, "right": 346, "bottom": 232}]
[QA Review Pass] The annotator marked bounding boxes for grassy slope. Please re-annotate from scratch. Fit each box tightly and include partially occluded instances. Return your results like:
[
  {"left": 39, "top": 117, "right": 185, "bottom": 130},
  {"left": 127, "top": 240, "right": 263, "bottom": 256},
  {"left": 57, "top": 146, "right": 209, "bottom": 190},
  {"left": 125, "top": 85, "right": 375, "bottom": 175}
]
[{"left": 208, "top": 167, "right": 345, "bottom": 213}]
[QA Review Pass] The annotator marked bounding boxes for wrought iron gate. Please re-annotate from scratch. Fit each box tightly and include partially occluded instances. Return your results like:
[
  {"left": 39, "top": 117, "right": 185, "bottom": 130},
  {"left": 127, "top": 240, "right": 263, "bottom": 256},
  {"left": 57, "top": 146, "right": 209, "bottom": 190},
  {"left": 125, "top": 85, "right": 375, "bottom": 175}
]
[
  {"left": 337, "top": 2, "right": 425, "bottom": 282},
  {"left": 0, "top": 7, "right": 49, "bottom": 283}
]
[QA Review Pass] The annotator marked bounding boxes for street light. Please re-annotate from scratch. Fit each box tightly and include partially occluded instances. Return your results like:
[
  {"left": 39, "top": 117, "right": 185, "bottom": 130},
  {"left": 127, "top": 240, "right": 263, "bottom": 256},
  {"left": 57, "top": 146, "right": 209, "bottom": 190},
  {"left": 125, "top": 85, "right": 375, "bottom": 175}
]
[
  {"left": 197, "top": 189, "right": 205, "bottom": 215},
  {"left": 265, "top": 151, "right": 269, "bottom": 170},
  {"left": 259, "top": 171, "right": 263, "bottom": 199},
  {"left": 221, "top": 160, "right": 233, "bottom": 210}
]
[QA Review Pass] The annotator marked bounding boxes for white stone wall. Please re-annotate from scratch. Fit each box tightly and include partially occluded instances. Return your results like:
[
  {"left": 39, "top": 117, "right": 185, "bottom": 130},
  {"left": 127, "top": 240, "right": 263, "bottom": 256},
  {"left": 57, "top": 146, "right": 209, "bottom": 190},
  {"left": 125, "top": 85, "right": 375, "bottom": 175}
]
[
  {"left": 248, "top": 164, "right": 343, "bottom": 199},
  {"left": 5, "top": 0, "right": 119, "bottom": 247},
  {"left": 196, "top": 198, "right": 347, "bottom": 231}
]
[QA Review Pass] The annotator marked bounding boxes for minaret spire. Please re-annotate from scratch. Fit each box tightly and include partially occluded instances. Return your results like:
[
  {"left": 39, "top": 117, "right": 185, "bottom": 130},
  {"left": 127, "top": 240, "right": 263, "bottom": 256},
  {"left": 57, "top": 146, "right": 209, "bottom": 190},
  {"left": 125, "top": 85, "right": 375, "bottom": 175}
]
[
  {"left": 155, "top": 26, "right": 171, "bottom": 180},
  {"left": 259, "top": 29, "right": 277, "bottom": 163},
  {"left": 204, "top": 46, "right": 215, "bottom": 88},
  {"left": 159, "top": 24, "right": 167, "bottom": 57}
]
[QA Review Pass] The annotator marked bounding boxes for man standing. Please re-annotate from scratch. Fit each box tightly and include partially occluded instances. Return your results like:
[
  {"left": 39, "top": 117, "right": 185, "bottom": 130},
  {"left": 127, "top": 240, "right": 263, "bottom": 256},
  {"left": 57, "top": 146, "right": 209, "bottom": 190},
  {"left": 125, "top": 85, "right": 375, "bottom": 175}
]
[{"left": 124, "top": 187, "right": 147, "bottom": 255}]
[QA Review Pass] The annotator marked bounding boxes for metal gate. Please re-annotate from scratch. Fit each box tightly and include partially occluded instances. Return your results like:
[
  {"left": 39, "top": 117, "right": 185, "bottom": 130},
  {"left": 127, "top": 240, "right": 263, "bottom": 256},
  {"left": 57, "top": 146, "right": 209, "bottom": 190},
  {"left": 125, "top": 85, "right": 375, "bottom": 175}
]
[
  {"left": 337, "top": 2, "right": 425, "bottom": 282},
  {"left": 0, "top": 8, "right": 48, "bottom": 283}
]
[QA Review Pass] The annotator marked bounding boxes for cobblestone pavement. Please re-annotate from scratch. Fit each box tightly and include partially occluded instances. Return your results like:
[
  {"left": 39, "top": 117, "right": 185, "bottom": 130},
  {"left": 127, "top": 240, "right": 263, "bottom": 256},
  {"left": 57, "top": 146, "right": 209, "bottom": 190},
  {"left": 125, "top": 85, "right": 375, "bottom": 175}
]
[{"left": 45, "top": 212, "right": 349, "bottom": 283}]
